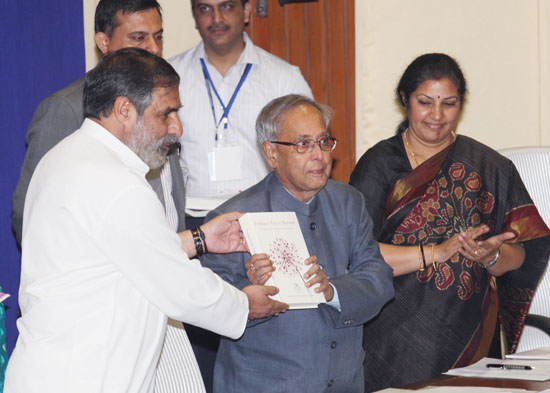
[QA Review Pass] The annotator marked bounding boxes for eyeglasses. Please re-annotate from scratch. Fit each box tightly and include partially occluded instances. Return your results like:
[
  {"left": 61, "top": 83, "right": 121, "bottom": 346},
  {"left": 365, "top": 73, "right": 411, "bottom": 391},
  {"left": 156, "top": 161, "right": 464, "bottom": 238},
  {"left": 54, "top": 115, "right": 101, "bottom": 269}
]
[{"left": 270, "top": 136, "right": 338, "bottom": 154}]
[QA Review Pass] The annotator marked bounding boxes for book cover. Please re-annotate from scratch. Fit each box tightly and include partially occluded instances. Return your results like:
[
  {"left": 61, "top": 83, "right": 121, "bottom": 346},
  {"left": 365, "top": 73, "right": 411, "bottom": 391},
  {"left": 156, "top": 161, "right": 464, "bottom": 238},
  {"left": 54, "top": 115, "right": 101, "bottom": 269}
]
[{"left": 239, "top": 212, "right": 326, "bottom": 309}]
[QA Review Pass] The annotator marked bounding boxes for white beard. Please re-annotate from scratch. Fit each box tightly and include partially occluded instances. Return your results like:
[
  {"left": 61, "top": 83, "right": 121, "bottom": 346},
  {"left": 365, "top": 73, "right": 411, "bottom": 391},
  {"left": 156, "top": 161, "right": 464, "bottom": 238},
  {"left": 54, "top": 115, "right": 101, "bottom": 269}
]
[{"left": 127, "top": 117, "right": 177, "bottom": 169}]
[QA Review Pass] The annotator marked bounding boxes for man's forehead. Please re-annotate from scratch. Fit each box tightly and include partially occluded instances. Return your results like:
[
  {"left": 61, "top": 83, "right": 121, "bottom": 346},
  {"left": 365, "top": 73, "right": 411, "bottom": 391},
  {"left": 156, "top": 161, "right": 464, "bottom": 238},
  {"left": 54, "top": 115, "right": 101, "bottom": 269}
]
[
  {"left": 279, "top": 105, "right": 326, "bottom": 137},
  {"left": 136, "top": 86, "right": 179, "bottom": 118},
  {"left": 195, "top": 0, "right": 241, "bottom": 7}
]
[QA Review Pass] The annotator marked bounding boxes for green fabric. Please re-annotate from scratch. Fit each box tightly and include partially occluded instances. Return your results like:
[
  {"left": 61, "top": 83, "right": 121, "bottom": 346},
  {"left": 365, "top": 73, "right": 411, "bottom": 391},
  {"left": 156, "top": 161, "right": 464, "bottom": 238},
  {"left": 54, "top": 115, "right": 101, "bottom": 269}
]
[{"left": 0, "top": 285, "right": 7, "bottom": 393}]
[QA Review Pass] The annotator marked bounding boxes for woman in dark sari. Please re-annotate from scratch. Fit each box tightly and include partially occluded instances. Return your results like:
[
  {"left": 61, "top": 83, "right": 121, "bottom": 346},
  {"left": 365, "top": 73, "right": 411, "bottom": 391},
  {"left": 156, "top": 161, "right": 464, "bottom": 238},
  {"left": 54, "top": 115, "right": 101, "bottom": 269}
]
[{"left": 350, "top": 53, "right": 550, "bottom": 392}]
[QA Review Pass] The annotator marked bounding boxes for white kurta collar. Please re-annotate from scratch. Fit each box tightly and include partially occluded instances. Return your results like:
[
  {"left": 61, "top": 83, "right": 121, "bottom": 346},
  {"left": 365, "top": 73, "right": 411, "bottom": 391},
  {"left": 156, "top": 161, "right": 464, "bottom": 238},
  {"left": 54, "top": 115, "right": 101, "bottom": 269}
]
[{"left": 80, "top": 118, "right": 150, "bottom": 177}]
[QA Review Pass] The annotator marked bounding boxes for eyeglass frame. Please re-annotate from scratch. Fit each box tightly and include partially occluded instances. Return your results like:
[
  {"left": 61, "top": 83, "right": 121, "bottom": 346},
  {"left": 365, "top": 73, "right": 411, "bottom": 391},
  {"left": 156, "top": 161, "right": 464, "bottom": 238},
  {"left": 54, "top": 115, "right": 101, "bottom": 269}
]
[{"left": 269, "top": 136, "right": 338, "bottom": 154}]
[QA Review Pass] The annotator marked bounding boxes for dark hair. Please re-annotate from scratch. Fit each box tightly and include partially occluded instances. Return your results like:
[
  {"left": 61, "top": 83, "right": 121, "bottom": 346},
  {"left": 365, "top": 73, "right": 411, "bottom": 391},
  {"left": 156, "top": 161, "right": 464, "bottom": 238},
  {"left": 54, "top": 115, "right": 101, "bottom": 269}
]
[
  {"left": 396, "top": 53, "right": 467, "bottom": 132},
  {"left": 95, "top": 0, "right": 162, "bottom": 37},
  {"left": 84, "top": 48, "right": 179, "bottom": 120},
  {"left": 191, "top": 0, "right": 248, "bottom": 9},
  {"left": 256, "top": 94, "right": 332, "bottom": 145}
]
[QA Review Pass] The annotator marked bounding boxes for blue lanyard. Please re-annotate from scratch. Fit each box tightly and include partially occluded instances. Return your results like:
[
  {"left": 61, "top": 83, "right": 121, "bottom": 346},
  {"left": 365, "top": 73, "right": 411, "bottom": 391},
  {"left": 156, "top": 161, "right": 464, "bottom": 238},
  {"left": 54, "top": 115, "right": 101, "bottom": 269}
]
[{"left": 200, "top": 58, "right": 252, "bottom": 140}]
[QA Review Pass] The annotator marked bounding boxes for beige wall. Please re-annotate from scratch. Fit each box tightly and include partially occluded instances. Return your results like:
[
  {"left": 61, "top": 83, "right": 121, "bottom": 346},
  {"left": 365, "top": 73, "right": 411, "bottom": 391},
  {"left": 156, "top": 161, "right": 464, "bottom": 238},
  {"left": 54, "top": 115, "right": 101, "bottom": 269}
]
[
  {"left": 83, "top": 1, "right": 550, "bottom": 159},
  {"left": 355, "top": 0, "right": 550, "bottom": 160},
  {"left": 83, "top": 0, "right": 200, "bottom": 69}
]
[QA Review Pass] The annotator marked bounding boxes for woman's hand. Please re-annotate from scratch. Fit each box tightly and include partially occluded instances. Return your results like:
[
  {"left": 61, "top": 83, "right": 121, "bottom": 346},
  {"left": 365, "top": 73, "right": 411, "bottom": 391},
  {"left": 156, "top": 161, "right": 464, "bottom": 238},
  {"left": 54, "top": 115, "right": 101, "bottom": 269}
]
[
  {"left": 457, "top": 230, "right": 525, "bottom": 276},
  {"left": 379, "top": 224, "right": 490, "bottom": 277},
  {"left": 458, "top": 231, "right": 516, "bottom": 265},
  {"left": 245, "top": 253, "right": 275, "bottom": 285},
  {"left": 435, "top": 225, "right": 490, "bottom": 262}
]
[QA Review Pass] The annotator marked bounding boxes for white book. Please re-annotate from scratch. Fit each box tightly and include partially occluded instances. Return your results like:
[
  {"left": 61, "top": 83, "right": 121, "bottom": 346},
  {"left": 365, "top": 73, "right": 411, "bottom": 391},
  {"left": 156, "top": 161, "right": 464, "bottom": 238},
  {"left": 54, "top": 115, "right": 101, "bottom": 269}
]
[
  {"left": 239, "top": 212, "right": 326, "bottom": 310},
  {"left": 506, "top": 347, "right": 550, "bottom": 360}
]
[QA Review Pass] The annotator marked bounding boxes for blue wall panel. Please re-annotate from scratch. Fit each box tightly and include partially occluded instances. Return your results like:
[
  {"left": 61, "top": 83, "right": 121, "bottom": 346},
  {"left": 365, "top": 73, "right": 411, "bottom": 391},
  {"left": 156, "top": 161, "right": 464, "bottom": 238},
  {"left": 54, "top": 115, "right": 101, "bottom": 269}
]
[{"left": 0, "top": 1, "right": 85, "bottom": 354}]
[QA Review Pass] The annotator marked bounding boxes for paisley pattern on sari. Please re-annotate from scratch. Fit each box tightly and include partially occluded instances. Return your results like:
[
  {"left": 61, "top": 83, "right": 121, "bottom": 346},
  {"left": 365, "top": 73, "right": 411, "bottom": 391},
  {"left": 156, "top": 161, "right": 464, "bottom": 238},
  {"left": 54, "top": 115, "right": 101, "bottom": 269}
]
[{"left": 350, "top": 134, "right": 550, "bottom": 392}]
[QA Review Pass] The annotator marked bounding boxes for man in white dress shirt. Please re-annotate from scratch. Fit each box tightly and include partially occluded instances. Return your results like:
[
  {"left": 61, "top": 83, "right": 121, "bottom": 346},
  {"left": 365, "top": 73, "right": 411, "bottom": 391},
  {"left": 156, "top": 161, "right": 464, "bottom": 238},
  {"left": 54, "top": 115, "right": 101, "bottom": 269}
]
[
  {"left": 169, "top": 2, "right": 312, "bottom": 387},
  {"left": 169, "top": 0, "right": 312, "bottom": 212},
  {"left": 4, "top": 48, "right": 287, "bottom": 393}
]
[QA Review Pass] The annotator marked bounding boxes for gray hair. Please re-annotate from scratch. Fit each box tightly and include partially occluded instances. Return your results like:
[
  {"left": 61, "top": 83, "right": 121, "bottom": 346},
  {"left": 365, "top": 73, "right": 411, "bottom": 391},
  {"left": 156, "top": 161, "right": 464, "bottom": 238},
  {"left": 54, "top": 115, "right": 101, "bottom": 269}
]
[
  {"left": 256, "top": 94, "right": 333, "bottom": 145},
  {"left": 84, "top": 47, "right": 179, "bottom": 119}
]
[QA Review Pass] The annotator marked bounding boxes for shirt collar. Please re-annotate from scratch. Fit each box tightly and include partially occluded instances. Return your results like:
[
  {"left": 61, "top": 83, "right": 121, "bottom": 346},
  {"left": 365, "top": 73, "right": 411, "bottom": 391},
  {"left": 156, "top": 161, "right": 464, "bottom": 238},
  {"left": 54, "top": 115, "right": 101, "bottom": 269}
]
[
  {"left": 80, "top": 118, "right": 150, "bottom": 177},
  {"left": 240, "top": 32, "right": 260, "bottom": 65},
  {"left": 266, "top": 172, "right": 321, "bottom": 217}
]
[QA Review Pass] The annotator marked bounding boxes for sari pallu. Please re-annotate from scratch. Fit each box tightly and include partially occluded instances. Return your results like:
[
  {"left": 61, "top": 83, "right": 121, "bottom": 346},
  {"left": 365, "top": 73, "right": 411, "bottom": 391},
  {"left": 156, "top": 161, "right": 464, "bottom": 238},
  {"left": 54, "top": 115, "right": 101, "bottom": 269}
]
[{"left": 351, "top": 135, "right": 550, "bottom": 392}]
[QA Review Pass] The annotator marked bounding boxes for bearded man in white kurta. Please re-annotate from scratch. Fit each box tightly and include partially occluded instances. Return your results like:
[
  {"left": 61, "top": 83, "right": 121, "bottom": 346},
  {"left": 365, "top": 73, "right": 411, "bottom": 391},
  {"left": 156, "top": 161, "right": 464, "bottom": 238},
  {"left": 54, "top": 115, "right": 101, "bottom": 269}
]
[{"left": 5, "top": 48, "right": 287, "bottom": 393}]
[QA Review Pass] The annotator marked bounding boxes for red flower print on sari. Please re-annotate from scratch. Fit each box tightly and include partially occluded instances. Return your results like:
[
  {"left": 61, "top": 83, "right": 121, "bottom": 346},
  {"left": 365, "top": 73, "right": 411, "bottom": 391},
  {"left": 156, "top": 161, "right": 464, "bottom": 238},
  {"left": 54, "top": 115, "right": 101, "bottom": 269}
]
[{"left": 391, "top": 162, "right": 496, "bottom": 299}]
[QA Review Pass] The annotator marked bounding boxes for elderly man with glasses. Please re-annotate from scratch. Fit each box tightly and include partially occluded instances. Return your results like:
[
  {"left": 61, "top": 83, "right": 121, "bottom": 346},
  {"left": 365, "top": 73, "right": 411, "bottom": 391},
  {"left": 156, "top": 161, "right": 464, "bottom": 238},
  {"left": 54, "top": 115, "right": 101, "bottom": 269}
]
[{"left": 200, "top": 94, "right": 394, "bottom": 393}]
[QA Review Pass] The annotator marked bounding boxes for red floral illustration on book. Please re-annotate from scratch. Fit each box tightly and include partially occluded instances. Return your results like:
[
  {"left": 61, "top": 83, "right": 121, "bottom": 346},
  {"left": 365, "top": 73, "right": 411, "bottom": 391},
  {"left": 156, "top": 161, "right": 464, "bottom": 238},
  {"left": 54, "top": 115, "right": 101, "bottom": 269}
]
[
  {"left": 269, "top": 237, "right": 307, "bottom": 292},
  {"left": 269, "top": 237, "right": 302, "bottom": 275}
]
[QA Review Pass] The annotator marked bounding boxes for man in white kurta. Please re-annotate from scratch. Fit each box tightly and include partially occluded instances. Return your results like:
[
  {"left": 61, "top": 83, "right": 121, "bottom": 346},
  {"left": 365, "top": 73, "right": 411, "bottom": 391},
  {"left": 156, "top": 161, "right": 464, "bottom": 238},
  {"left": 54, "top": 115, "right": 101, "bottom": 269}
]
[
  {"left": 5, "top": 116, "right": 249, "bottom": 392},
  {"left": 4, "top": 48, "right": 286, "bottom": 393}
]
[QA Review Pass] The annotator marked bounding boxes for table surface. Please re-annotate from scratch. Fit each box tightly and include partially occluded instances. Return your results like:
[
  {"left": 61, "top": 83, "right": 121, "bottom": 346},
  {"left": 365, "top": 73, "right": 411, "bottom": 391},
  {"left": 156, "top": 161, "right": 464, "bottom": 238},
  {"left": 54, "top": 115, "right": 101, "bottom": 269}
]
[{"left": 403, "top": 374, "right": 550, "bottom": 391}]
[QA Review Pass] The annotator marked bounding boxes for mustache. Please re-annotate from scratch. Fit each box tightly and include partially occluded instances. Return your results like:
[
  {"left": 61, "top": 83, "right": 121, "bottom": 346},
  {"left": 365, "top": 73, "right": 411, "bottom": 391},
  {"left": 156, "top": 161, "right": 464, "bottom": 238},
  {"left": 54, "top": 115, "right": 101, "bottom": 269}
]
[
  {"left": 163, "top": 135, "right": 179, "bottom": 146},
  {"left": 159, "top": 136, "right": 179, "bottom": 153},
  {"left": 208, "top": 23, "right": 230, "bottom": 32}
]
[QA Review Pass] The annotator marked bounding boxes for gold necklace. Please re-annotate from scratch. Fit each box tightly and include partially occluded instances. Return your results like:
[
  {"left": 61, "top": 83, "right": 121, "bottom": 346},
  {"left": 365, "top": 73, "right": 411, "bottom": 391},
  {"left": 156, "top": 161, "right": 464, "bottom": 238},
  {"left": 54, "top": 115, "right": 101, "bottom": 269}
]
[
  {"left": 403, "top": 128, "right": 419, "bottom": 167},
  {"left": 403, "top": 128, "right": 458, "bottom": 168}
]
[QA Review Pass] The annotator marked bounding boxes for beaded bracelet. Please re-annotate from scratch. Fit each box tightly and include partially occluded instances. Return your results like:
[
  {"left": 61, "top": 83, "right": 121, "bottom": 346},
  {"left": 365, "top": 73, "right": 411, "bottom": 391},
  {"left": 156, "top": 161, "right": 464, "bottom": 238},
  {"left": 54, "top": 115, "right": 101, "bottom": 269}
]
[
  {"left": 197, "top": 226, "right": 208, "bottom": 254},
  {"left": 191, "top": 227, "right": 204, "bottom": 257}
]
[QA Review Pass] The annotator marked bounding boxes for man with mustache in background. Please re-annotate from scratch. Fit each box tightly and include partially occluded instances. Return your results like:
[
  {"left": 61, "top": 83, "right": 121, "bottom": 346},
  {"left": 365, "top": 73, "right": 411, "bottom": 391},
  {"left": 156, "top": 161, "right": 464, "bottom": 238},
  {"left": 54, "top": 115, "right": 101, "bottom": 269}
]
[{"left": 169, "top": 1, "right": 312, "bottom": 390}]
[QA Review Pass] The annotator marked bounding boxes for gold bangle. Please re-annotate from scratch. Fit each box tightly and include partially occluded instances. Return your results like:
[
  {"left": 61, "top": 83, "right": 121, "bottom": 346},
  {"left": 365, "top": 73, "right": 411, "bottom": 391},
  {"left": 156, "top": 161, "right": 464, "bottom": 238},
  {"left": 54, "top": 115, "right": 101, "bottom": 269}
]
[
  {"left": 418, "top": 244, "right": 426, "bottom": 271},
  {"left": 432, "top": 243, "right": 439, "bottom": 271},
  {"left": 418, "top": 244, "right": 423, "bottom": 271}
]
